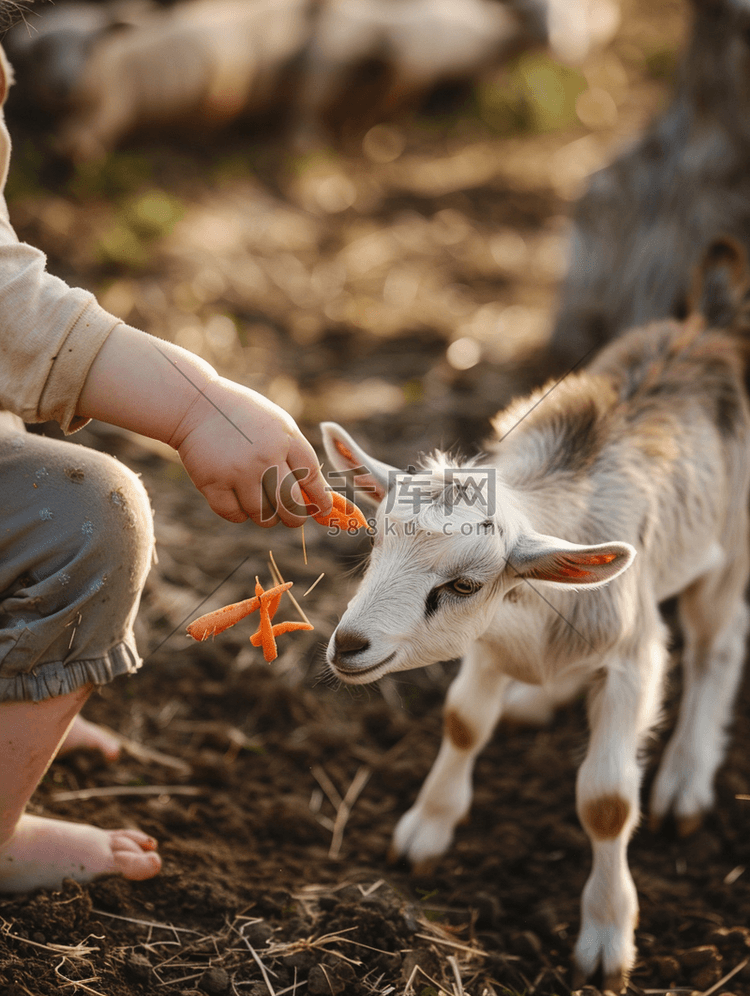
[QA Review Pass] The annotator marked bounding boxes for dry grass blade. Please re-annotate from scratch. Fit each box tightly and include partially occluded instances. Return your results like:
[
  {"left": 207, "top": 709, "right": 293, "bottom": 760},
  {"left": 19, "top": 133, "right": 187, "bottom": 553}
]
[
  {"left": 329, "top": 765, "right": 371, "bottom": 859},
  {"left": 409, "top": 964, "right": 453, "bottom": 995},
  {"left": 724, "top": 865, "right": 745, "bottom": 885},
  {"left": 91, "top": 909, "right": 204, "bottom": 936},
  {"left": 112, "top": 730, "right": 192, "bottom": 775},
  {"left": 268, "top": 551, "right": 312, "bottom": 626},
  {"left": 262, "top": 926, "right": 364, "bottom": 968},
  {"left": 358, "top": 879, "right": 385, "bottom": 897},
  {"left": 303, "top": 572, "right": 325, "bottom": 597},
  {"left": 404, "top": 964, "right": 421, "bottom": 996},
  {"left": 50, "top": 784, "right": 203, "bottom": 802},
  {"left": 414, "top": 933, "right": 488, "bottom": 959},
  {"left": 311, "top": 764, "right": 343, "bottom": 810},
  {"left": 54, "top": 958, "right": 106, "bottom": 996},
  {"left": 448, "top": 954, "right": 465, "bottom": 996},
  {"left": 0, "top": 919, "right": 100, "bottom": 958},
  {"left": 242, "top": 939, "right": 277, "bottom": 996},
  {"left": 166, "top": 719, "right": 264, "bottom": 750},
  {"left": 697, "top": 956, "right": 749, "bottom": 996}
]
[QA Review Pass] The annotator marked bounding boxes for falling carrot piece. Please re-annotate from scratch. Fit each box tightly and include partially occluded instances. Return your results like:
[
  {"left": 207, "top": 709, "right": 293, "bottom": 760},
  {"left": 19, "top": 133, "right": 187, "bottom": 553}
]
[
  {"left": 186, "top": 581, "right": 292, "bottom": 641},
  {"left": 187, "top": 576, "right": 315, "bottom": 663},
  {"left": 299, "top": 488, "right": 369, "bottom": 531},
  {"left": 186, "top": 595, "right": 260, "bottom": 641},
  {"left": 250, "top": 621, "right": 314, "bottom": 646},
  {"left": 254, "top": 577, "right": 279, "bottom": 662}
]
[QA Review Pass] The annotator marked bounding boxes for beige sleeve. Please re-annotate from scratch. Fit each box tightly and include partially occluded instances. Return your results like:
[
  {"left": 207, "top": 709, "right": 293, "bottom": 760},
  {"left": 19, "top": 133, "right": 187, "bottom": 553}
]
[
  {"left": 0, "top": 45, "right": 124, "bottom": 434},
  {"left": 0, "top": 212, "right": 123, "bottom": 433}
]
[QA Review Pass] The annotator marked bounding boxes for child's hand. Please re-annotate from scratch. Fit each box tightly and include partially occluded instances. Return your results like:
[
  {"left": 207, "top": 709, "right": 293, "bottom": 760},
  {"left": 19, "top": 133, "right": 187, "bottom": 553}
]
[
  {"left": 78, "top": 327, "right": 332, "bottom": 527},
  {"left": 172, "top": 377, "right": 331, "bottom": 527}
]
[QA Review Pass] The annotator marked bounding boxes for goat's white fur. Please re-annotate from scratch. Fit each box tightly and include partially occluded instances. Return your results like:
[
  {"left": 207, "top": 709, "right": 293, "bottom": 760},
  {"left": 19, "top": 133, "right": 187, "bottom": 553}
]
[{"left": 320, "top": 243, "right": 750, "bottom": 991}]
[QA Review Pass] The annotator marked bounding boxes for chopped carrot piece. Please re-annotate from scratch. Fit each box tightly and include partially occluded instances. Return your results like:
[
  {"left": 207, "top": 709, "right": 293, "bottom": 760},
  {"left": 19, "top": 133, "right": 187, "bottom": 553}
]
[
  {"left": 187, "top": 577, "right": 314, "bottom": 662},
  {"left": 254, "top": 577, "right": 279, "bottom": 662},
  {"left": 186, "top": 595, "right": 260, "bottom": 641},
  {"left": 299, "top": 488, "right": 369, "bottom": 530},
  {"left": 250, "top": 620, "right": 314, "bottom": 646},
  {"left": 186, "top": 581, "right": 292, "bottom": 641}
]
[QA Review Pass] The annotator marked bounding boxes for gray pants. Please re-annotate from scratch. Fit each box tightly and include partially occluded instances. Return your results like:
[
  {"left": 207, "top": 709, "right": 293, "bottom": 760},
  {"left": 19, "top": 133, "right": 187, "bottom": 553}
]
[{"left": 0, "top": 412, "right": 155, "bottom": 702}]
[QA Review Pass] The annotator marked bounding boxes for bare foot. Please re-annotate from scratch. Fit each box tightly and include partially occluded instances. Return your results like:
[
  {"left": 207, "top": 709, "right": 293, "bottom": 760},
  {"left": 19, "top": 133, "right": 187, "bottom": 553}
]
[
  {"left": 59, "top": 715, "right": 122, "bottom": 762},
  {"left": 0, "top": 813, "right": 161, "bottom": 893}
]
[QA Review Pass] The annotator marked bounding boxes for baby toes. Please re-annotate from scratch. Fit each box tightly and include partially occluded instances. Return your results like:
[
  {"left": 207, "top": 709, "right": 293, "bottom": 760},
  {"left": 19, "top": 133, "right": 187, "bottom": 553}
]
[{"left": 110, "top": 831, "right": 162, "bottom": 880}]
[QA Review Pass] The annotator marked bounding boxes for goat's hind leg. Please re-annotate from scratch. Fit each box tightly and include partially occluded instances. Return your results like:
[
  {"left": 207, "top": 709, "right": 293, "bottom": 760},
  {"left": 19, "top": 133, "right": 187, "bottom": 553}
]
[
  {"left": 389, "top": 641, "right": 510, "bottom": 873},
  {"left": 574, "top": 623, "right": 668, "bottom": 992},
  {"left": 649, "top": 549, "right": 750, "bottom": 836}
]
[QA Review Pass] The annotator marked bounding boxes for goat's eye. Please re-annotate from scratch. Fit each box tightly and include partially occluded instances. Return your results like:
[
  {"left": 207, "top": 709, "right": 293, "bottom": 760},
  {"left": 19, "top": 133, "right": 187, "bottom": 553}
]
[{"left": 448, "top": 578, "right": 481, "bottom": 596}]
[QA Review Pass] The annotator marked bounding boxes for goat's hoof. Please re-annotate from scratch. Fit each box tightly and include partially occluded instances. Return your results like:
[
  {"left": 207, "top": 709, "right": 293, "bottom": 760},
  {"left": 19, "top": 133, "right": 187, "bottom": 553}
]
[
  {"left": 570, "top": 971, "right": 627, "bottom": 994},
  {"left": 410, "top": 857, "right": 439, "bottom": 877},
  {"left": 676, "top": 812, "right": 703, "bottom": 838},
  {"left": 570, "top": 959, "right": 628, "bottom": 994},
  {"left": 570, "top": 965, "right": 587, "bottom": 991},
  {"left": 601, "top": 970, "right": 627, "bottom": 994},
  {"left": 386, "top": 844, "right": 402, "bottom": 867},
  {"left": 387, "top": 845, "right": 439, "bottom": 876},
  {"left": 647, "top": 812, "right": 663, "bottom": 834}
]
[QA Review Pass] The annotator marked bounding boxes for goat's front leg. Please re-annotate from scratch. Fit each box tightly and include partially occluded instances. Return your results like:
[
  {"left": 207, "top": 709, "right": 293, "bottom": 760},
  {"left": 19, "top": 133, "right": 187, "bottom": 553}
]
[
  {"left": 574, "top": 634, "right": 668, "bottom": 993},
  {"left": 389, "top": 641, "right": 511, "bottom": 872}
]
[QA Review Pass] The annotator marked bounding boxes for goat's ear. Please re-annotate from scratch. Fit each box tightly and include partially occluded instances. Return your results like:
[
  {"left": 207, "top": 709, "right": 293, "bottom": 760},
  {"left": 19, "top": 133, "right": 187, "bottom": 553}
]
[
  {"left": 508, "top": 533, "right": 636, "bottom": 588},
  {"left": 689, "top": 236, "right": 750, "bottom": 327},
  {"left": 0, "top": 47, "right": 14, "bottom": 106},
  {"left": 320, "top": 422, "right": 398, "bottom": 507}
]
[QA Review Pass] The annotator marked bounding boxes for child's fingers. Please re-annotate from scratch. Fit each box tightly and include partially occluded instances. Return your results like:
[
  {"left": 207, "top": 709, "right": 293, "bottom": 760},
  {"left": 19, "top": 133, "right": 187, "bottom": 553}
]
[
  {"left": 255, "top": 462, "right": 320, "bottom": 528},
  {"left": 287, "top": 440, "right": 332, "bottom": 518},
  {"left": 200, "top": 483, "right": 251, "bottom": 524}
]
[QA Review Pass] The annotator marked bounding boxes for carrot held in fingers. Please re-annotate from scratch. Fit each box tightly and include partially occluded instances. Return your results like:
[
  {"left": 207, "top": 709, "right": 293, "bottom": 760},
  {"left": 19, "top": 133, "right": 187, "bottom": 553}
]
[{"left": 299, "top": 487, "right": 369, "bottom": 530}]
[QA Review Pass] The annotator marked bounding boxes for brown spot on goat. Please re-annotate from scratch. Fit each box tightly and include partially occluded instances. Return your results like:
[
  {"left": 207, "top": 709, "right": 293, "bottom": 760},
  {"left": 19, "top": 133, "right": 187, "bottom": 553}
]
[
  {"left": 444, "top": 709, "right": 474, "bottom": 751},
  {"left": 581, "top": 794, "right": 630, "bottom": 840}
]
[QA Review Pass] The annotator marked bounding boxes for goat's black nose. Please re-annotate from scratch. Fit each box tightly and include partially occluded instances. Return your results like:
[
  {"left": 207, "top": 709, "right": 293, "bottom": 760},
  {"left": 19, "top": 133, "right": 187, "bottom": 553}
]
[{"left": 333, "top": 629, "right": 370, "bottom": 659}]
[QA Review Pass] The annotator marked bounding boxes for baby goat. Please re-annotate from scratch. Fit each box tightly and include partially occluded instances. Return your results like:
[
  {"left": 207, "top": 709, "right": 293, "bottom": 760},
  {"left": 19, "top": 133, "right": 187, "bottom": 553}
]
[{"left": 321, "top": 239, "right": 750, "bottom": 992}]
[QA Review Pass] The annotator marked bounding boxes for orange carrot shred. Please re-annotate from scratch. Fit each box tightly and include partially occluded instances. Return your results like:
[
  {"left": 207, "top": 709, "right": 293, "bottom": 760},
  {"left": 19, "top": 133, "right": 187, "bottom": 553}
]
[
  {"left": 250, "top": 621, "right": 314, "bottom": 646},
  {"left": 186, "top": 581, "right": 292, "bottom": 642},
  {"left": 187, "top": 577, "right": 313, "bottom": 663},
  {"left": 299, "top": 488, "right": 369, "bottom": 531},
  {"left": 186, "top": 595, "right": 260, "bottom": 641}
]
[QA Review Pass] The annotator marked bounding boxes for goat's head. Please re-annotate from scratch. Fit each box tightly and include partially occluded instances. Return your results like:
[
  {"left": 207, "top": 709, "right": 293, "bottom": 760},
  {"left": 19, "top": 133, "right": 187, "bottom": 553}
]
[{"left": 321, "top": 422, "right": 635, "bottom": 684}]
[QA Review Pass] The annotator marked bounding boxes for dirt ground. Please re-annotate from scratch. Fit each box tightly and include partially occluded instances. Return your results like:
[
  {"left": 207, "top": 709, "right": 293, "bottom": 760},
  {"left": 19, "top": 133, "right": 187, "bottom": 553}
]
[{"left": 2, "top": 1, "right": 750, "bottom": 994}]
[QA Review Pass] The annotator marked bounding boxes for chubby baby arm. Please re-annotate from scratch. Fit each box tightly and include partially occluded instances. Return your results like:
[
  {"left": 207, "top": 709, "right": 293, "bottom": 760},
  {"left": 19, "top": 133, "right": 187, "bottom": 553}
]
[{"left": 77, "top": 324, "right": 331, "bottom": 526}]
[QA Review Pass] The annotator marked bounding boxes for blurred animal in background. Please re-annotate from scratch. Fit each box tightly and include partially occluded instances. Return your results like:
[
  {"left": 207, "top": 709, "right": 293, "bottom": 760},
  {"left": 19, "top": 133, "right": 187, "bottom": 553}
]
[
  {"left": 3, "top": 0, "right": 154, "bottom": 120},
  {"left": 6, "top": 0, "right": 311, "bottom": 162},
  {"left": 3, "top": 0, "right": 619, "bottom": 161},
  {"left": 320, "top": 237, "right": 750, "bottom": 992},
  {"left": 549, "top": 0, "right": 750, "bottom": 370},
  {"left": 289, "top": 0, "right": 620, "bottom": 149}
]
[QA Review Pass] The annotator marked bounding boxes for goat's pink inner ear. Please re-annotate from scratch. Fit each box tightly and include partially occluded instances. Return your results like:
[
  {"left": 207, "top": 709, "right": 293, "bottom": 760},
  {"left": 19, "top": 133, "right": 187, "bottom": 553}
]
[
  {"left": 580, "top": 552, "right": 618, "bottom": 565},
  {"left": 335, "top": 439, "right": 355, "bottom": 463},
  {"left": 520, "top": 545, "right": 632, "bottom": 585}
]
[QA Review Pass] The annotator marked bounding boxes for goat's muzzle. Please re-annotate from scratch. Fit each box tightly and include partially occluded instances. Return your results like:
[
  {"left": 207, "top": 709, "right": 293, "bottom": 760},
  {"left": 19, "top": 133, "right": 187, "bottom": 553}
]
[{"left": 328, "top": 627, "right": 396, "bottom": 680}]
